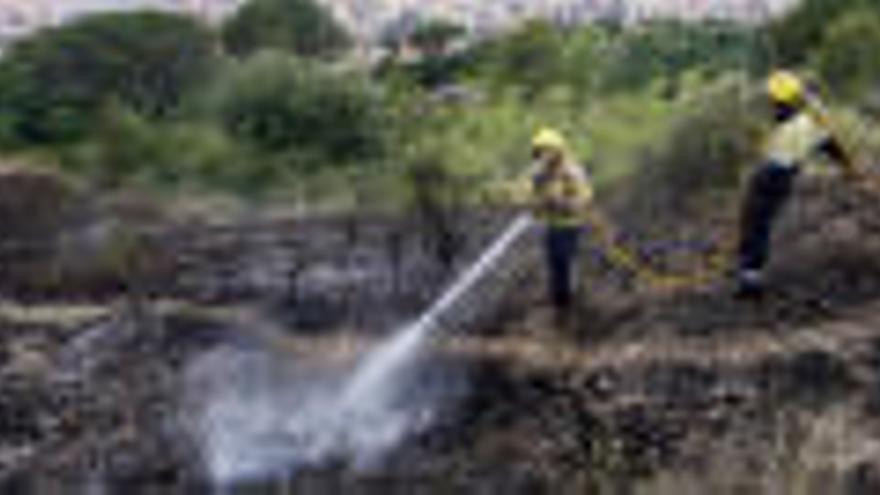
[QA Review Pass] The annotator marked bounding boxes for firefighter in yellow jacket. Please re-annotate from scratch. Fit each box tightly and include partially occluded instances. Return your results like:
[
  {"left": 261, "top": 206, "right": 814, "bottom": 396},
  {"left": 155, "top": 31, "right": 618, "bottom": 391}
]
[
  {"left": 736, "top": 71, "right": 857, "bottom": 297},
  {"left": 528, "top": 128, "right": 595, "bottom": 311}
]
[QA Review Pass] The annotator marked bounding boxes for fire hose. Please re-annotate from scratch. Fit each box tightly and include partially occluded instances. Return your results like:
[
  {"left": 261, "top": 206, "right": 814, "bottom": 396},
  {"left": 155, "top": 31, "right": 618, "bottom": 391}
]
[{"left": 583, "top": 207, "right": 737, "bottom": 291}]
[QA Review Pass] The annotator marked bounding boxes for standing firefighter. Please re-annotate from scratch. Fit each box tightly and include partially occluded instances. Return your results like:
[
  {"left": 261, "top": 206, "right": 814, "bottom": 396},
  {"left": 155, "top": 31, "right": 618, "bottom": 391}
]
[
  {"left": 736, "top": 71, "right": 857, "bottom": 298},
  {"left": 528, "top": 128, "right": 595, "bottom": 312}
]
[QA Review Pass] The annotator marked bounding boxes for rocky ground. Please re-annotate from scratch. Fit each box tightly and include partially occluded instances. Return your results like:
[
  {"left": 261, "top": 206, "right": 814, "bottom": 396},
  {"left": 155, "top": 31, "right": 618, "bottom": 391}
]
[{"left": 3, "top": 166, "right": 880, "bottom": 493}]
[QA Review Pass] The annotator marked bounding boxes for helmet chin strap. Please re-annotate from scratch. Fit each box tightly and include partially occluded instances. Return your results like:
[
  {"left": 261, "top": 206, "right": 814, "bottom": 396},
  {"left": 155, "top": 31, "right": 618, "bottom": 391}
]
[{"left": 772, "top": 101, "right": 799, "bottom": 122}]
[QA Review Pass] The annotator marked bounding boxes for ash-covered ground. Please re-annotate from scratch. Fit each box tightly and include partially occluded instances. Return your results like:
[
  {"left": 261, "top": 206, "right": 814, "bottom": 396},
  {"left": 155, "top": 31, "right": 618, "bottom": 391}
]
[{"left": 3, "top": 169, "right": 880, "bottom": 493}]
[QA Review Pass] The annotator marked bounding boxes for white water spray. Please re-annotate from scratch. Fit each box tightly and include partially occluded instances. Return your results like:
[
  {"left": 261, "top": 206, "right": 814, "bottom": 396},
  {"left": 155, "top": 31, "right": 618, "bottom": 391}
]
[
  {"left": 186, "top": 215, "right": 534, "bottom": 485},
  {"left": 340, "top": 215, "right": 534, "bottom": 406}
]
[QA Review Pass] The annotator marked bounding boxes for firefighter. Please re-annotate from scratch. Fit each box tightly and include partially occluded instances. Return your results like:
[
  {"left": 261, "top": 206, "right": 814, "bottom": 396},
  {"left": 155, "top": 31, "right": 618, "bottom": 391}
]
[
  {"left": 529, "top": 128, "right": 595, "bottom": 312},
  {"left": 736, "top": 70, "right": 857, "bottom": 298}
]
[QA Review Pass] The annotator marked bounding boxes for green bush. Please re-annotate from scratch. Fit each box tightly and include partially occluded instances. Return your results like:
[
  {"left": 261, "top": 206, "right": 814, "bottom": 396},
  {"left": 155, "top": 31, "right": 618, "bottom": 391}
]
[
  {"left": 198, "top": 51, "right": 387, "bottom": 170},
  {"left": 418, "top": 20, "right": 761, "bottom": 101},
  {"left": 0, "top": 12, "right": 217, "bottom": 146},
  {"left": 598, "top": 22, "right": 764, "bottom": 95},
  {"left": 814, "top": 10, "right": 880, "bottom": 101},
  {"left": 623, "top": 75, "right": 763, "bottom": 221},
  {"left": 769, "top": 0, "right": 880, "bottom": 66},
  {"left": 59, "top": 105, "right": 275, "bottom": 194}
]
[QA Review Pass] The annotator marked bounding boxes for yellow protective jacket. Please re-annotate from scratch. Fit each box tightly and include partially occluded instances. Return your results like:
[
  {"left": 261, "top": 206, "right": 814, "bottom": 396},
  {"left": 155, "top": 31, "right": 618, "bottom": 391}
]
[
  {"left": 528, "top": 161, "right": 594, "bottom": 228},
  {"left": 763, "top": 111, "right": 832, "bottom": 169}
]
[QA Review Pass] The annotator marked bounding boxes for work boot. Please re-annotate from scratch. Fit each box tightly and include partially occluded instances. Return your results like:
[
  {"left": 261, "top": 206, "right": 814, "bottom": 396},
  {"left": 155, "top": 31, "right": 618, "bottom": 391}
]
[{"left": 734, "top": 270, "right": 765, "bottom": 300}]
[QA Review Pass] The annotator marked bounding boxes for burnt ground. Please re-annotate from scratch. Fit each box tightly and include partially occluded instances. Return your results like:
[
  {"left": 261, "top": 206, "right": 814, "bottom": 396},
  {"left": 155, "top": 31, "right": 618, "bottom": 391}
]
[{"left": 3, "top": 171, "right": 880, "bottom": 493}]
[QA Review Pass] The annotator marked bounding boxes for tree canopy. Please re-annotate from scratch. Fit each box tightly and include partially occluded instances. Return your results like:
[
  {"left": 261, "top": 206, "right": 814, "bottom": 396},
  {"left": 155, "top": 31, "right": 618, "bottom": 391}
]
[
  {"left": 222, "top": 0, "right": 351, "bottom": 58},
  {"left": 769, "top": 0, "right": 880, "bottom": 65},
  {"left": 0, "top": 12, "right": 217, "bottom": 145},
  {"left": 199, "top": 51, "right": 386, "bottom": 169},
  {"left": 814, "top": 9, "right": 880, "bottom": 99}
]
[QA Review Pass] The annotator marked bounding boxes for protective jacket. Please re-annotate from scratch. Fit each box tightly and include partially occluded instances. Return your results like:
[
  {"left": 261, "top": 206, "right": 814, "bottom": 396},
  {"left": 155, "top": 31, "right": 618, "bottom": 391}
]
[
  {"left": 531, "top": 161, "right": 593, "bottom": 228},
  {"left": 762, "top": 111, "right": 832, "bottom": 170}
]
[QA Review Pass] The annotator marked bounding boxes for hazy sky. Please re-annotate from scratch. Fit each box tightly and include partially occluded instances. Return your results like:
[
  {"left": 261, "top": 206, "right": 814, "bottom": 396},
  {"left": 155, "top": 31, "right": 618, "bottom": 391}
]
[{"left": 52, "top": 0, "right": 191, "bottom": 17}]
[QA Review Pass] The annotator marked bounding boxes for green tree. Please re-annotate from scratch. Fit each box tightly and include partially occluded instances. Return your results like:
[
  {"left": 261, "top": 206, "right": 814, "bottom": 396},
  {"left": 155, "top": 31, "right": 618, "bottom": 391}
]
[
  {"left": 378, "top": 19, "right": 471, "bottom": 89},
  {"left": 598, "top": 22, "right": 761, "bottom": 94},
  {"left": 0, "top": 12, "right": 217, "bottom": 145},
  {"left": 63, "top": 105, "right": 267, "bottom": 194},
  {"left": 815, "top": 10, "right": 880, "bottom": 100},
  {"left": 769, "top": 0, "right": 880, "bottom": 65},
  {"left": 199, "top": 51, "right": 386, "bottom": 169},
  {"left": 222, "top": 0, "right": 350, "bottom": 58},
  {"left": 560, "top": 26, "right": 606, "bottom": 97},
  {"left": 484, "top": 20, "right": 567, "bottom": 98},
  {"left": 408, "top": 19, "right": 466, "bottom": 56}
]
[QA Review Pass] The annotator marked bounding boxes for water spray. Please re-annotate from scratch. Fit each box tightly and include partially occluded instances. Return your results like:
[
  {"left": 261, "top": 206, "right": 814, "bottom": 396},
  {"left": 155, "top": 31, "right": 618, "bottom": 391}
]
[
  {"left": 186, "top": 215, "right": 534, "bottom": 486},
  {"left": 340, "top": 214, "right": 534, "bottom": 406}
]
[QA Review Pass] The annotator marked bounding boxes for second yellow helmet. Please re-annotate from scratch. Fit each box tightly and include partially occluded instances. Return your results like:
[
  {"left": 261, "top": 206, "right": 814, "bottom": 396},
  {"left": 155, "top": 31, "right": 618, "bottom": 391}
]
[{"left": 767, "top": 70, "right": 806, "bottom": 106}]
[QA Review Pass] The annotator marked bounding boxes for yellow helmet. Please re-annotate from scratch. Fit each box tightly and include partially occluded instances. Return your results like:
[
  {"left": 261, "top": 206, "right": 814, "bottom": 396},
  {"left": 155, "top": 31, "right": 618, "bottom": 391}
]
[
  {"left": 531, "top": 127, "right": 568, "bottom": 152},
  {"left": 767, "top": 70, "right": 806, "bottom": 106}
]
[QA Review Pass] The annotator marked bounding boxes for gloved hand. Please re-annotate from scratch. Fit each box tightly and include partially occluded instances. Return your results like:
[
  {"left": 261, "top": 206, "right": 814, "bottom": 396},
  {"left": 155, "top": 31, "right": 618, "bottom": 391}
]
[{"left": 540, "top": 196, "right": 577, "bottom": 216}]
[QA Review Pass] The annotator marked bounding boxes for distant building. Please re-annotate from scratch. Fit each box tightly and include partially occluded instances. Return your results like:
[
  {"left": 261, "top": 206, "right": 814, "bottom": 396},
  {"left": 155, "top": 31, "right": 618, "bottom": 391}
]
[{"left": 0, "top": 1, "right": 54, "bottom": 50}]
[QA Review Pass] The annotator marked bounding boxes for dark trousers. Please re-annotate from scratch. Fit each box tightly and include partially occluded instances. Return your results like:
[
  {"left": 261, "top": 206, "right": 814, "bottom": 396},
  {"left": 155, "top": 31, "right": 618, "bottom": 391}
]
[
  {"left": 544, "top": 227, "right": 581, "bottom": 309},
  {"left": 738, "top": 163, "right": 799, "bottom": 273}
]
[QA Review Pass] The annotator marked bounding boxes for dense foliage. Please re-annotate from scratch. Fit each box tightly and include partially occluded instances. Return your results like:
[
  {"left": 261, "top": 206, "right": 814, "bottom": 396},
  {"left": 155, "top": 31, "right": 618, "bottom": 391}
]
[
  {"left": 0, "top": 12, "right": 217, "bottom": 145},
  {"left": 221, "top": 0, "right": 350, "bottom": 58},
  {"left": 768, "top": 0, "right": 880, "bottom": 65},
  {"left": 0, "top": 0, "right": 877, "bottom": 207},
  {"left": 199, "top": 51, "right": 387, "bottom": 169},
  {"left": 814, "top": 9, "right": 880, "bottom": 99}
]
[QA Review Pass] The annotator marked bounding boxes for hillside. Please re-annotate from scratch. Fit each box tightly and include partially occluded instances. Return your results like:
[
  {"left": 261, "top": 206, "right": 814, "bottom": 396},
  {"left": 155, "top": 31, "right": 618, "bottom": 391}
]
[
  {"left": 2, "top": 161, "right": 880, "bottom": 492},
  {"left": 1, "top": 0, "right": 879, "bottom": 491}
]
